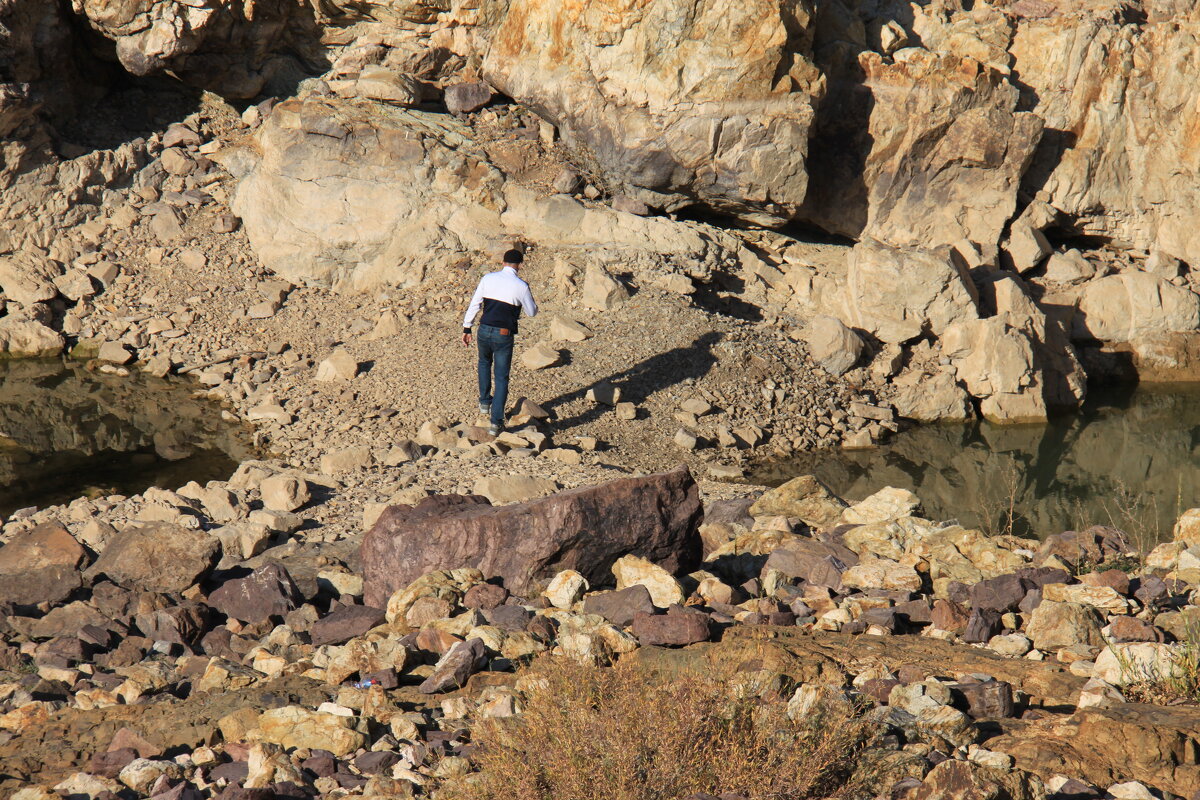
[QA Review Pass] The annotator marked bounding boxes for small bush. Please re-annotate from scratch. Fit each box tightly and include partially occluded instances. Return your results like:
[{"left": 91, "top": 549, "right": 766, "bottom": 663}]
[{"left": 441, "top": 657, "right": 877, "bottom": 800}]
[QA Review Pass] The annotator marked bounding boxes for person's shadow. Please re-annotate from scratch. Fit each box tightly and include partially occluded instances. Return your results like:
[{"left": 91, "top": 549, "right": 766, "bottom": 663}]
[{"left": 538, "top": 331, "right": 724, "bottom": 433}]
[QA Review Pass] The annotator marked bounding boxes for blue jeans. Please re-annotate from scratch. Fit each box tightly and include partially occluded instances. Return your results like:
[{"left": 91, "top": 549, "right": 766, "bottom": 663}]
[{"left": 477, "top": 325, "right": 514, "bottom": 427}]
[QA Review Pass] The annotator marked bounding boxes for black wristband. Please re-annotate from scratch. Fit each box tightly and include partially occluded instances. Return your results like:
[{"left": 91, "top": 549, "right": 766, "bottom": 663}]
[{"left": 463, "top": 327, "right": 472, "bottom": 335}]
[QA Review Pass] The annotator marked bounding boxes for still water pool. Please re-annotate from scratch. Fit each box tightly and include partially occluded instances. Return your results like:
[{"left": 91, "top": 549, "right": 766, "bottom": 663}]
[
  {"left": 0, "top": 359, "right": 254, "bottom": 517},
  {"left": 752, "top": 385, "right": 1200, "bottom": 545}
]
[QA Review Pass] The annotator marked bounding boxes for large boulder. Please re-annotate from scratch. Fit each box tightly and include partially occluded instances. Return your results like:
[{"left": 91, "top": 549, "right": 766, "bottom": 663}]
[
  {"left": 1072, "top": 273, "right": 1200, "bottom": 344},
  {"left": 0, "top": 317, "right": 65, "bottom": 358},
  {"left": 842, "top": 238, "right": 979, "bottom": 345},
  {"left": 804, "top": 48, "right": 1042, "bottom": 251},
  {"left": 85, "top": 522, "right": 219, "bottom": 593},
  {"left": 481, "top": 0, "right": 822, "bottom": 224},
  {"left": 0, "top": 523, "right": 87, "bottom": 605},
  {"left": 361, "top": 466, "right": 703, "bottom": 606}
]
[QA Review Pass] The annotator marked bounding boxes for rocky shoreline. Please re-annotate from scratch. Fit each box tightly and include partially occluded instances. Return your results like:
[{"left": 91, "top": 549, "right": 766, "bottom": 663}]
[{"left": 4, "top": 466, "right": 1200, "bottom": 799}]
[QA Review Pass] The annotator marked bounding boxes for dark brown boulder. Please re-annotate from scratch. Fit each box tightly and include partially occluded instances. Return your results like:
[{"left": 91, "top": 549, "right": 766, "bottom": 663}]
[
  {"left": 968, "top": 574, "right": 1030, "bottom": 613},
  {"left": 0, "top": 523, "right": 87, "bottom": 606},
  {"left": 632, "top": 605, "right": 711, "bottom": 646},
  {"left": 462, "top": 583, "right": 508, "bottom": 611},
  {"left": 208, "top": 563, "right": 301, "bottom": 624},
  {"left": 86, "top": 522, "right": 219, "bottom": 593},
  {"left": 309, "top": 605, "right": 386, "bottom": 647},
  {"left": 582, "top": 585, "right": 654, "bottom": 627},
  {"left": 361, "top": 466, "right": 703, "bottom": 605},
  {"left": 135, "top": 603, "right": 211, "bottom": 646},
  {"left": 952, "top": 679, "right": 1015, "bottom": 719}
]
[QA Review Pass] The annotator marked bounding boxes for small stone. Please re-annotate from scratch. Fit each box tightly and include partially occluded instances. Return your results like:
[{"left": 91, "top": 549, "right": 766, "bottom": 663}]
[
  {"left": 316, "top": 348, "right": 359, "bottom": 381},
  {"left": 98, "top": 341, "right": 133, "bottom": 364},
  {"left": 259, "top": 474, "right": 310, "bottom": 512},
  {"left": 616, "top": 402, "right": 637, "bottom": 420},
  {"left": 320, "top": 446, "right": 375, "bottom": 473},
  {"left": 521, "top": 342, "right": 561, "bottom": 370},
  {"left": 587, "top": 382, "right": 621, "bottom": 405},
  {"left": 674, "top": 428, "right": 698, "bottom": 450}
]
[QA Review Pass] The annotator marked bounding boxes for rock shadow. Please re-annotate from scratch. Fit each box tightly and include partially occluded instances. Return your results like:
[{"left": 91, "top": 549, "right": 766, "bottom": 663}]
[{"left": 539, "top": 331, "right": 724, "bottom": 433}]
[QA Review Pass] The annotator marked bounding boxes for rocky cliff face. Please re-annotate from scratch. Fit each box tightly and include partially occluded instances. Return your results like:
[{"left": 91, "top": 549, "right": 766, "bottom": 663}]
[{"left": 5, "top": 0, "right": 1200, "bottom": 427}]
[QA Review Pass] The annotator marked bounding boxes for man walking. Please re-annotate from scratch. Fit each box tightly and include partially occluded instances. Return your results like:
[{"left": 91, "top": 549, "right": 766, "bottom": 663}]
[{"left": 462, "top": 249, "right": 538, "bottom": 435}]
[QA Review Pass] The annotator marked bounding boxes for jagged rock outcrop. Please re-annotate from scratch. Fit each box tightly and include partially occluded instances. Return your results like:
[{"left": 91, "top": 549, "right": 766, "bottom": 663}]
[
  {"left": 68, "top": 0, "right": 325, "bottom": 99},
  {"left": 481, "top": 0, "right": 824, "bottom": 224},
  {"left": 803, "top": 46, "right": 1041, "bottom": 251},
  {"left": 222, "top": 97, "right": 762, "bottom": 290},
  {"left": 1010, "top": 3, "right": 1200, "bottom": 267}
]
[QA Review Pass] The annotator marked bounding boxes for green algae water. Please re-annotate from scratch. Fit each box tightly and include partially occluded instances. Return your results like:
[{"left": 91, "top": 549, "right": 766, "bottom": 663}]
[
  {"left": 0, "top": 359, "right": 254, "bottom": 517},
  {"left": 752, "top": 384, "right": 1200, "bottom": 545}
]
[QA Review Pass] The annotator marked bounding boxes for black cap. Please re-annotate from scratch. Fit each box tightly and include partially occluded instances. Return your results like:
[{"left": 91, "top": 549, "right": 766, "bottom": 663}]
[{"left": 503, "top": 248, "right": 524, "bottom": 265}]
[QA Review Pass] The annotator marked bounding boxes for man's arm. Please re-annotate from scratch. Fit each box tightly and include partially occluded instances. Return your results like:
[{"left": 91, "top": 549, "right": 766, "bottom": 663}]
[
  {"left": 462, "top": 280, "right": 484, "bottom": 345},
  {"left": 520, "top": 282, "right": 538, "bottom": 318}
]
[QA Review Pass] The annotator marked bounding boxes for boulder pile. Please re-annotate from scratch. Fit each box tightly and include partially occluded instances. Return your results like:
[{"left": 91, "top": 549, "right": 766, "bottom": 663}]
[{"left": 1, "top": 467, "right": 1200, "bottom": 797}]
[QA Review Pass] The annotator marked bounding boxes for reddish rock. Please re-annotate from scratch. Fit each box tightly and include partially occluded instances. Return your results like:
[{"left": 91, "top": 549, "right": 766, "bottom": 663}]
[
  {"left": 208, "top": 563, "right": 301, "bottom": 624},
  {"left": 1109, "top": 616, "right": 1166, "bottom": 644},
  {"left": 463, "top": 583, "right": 508, "bottom": 610},
  {"left": 1080, "top": 569, "right": 1130, "bottom": 596},
  {"left": 362, "top": 466, "right": 703, "bottom": 605},
  {"left": 415, "top": 628, "right": 461, "bottom": 655},
  {"left": 931, "top": 599, "right": 970, "bottom": 633},
  {"left": 88, "top": 746, "right": 138, "bottom": 778},
  {"left": 310, "top": 605, "right": 386, "bottom": 647},
  {"left": 0, "top": 523, "right": 87, "bottom": 606},
  {"left": 109, "top": 726, "right": 163, "bottom": 758},
  {"left": 632, "top": 606, "right": 711, "bottom": 646},
  {"left": 582, "top": 585, "right": 654, "bottom": 627}
]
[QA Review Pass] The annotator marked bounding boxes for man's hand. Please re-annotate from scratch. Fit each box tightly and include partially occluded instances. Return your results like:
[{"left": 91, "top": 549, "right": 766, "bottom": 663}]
[{"left": 461, "top": 331, "right": 472, "bottom": 347}]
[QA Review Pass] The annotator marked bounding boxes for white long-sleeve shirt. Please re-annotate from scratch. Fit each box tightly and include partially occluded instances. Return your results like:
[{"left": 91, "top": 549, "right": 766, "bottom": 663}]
[{"left": 462, "top": 266, "right": 538, "bottom": 334}]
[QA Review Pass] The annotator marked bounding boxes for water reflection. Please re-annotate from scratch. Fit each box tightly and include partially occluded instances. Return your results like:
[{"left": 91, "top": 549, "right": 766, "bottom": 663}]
[
  {"left": 0, "top": 359, "right": 254, "bottom": 515},
  {"left": 752, "top": 385, "right": 1200, "bottom": 544}
]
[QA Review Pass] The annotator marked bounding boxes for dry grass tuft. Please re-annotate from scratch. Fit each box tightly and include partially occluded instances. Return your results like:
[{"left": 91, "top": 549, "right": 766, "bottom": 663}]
[
  {"left": 1119, "top": 634, "right": 1200, "bottom": 706},
  {"left": 440, "top": 657, "right": 878, "bottom": 800}
]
